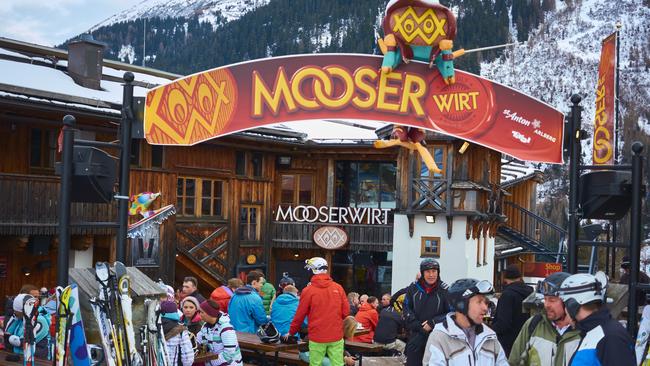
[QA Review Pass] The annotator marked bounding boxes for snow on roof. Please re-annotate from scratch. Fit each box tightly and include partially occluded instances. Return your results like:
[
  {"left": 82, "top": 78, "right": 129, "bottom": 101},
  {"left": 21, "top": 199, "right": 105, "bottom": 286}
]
[{"left": 501, "top": 158, "right": 541, "bottom": 186}]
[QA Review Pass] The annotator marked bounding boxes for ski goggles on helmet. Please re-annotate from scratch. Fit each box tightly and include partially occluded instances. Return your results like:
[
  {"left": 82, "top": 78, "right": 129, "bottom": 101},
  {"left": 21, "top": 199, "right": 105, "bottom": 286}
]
[
  {"left": 537, "top": 280, "right": 562, "bottom": 297},
  {"left": 471, "top": 280, "right": 495, "bottom": 296}
]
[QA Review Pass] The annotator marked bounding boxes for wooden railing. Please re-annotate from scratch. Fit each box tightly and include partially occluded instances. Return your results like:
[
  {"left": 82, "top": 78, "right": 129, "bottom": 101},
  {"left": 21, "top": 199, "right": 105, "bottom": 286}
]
[
  {"left": 503, "top": 201, "right": 566, "bottom": 257},
  {"left": 409, "top": 178, "right": 449, "bottom": 212},
  {"left": 271, "top": 221, "right": 393, "bottom": 250},
  {"left": 0, "top": 173, "right": 116, "bottom": 235}
]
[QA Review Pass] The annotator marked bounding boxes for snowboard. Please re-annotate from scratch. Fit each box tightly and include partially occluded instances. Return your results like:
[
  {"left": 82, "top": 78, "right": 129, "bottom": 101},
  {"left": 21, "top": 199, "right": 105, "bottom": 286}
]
[
  {"left": 55, "top": 286, "right": 69, "bottom": 366},
  {"left": 68, "top": 284, "right": 92, "bottom": 366},
  {"left": 115, "top": 261, "right": 142, "bottom": 366}
]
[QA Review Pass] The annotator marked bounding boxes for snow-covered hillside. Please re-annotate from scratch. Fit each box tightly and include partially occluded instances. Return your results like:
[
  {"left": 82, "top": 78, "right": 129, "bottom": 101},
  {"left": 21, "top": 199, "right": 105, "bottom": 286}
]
[
  {"left": 482, "top": 0, "right": 650, "bottom": 165},
  {"left": 90, "top": 0, "right": 270, "bottom": 31}
]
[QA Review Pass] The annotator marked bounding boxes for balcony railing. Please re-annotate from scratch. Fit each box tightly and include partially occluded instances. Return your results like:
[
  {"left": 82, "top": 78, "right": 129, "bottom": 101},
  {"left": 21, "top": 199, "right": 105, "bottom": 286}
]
[
  {"left": 0, "top": 173, "right": 116, "bottom": 235},
  {"left": 271, "top": 221, "right": 393, "bottom": 251}
]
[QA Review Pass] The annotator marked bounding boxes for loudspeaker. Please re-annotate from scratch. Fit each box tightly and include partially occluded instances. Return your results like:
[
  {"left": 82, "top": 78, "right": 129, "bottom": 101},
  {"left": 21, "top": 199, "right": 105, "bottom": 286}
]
[
  {"left": 579, "top": 171, "right": 632, "bottom": 220},
  {"left": 27, "top": 236, "right": 50, "bottom": 256},
  {"left": 70, "top": 146, "right": 117, "bottom": 203}
]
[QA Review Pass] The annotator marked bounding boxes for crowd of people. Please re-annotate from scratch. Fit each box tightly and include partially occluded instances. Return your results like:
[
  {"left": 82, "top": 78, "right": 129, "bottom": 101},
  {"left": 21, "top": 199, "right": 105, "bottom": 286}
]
[{"left": 0, "top": 257, "right": 642, "bottom": 366}]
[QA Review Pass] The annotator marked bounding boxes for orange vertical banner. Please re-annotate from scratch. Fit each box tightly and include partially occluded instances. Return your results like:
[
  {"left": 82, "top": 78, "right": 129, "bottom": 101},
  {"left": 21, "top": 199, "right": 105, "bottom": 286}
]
[{"left": 592, "top": 33, "right": 617, "bottom": 165}]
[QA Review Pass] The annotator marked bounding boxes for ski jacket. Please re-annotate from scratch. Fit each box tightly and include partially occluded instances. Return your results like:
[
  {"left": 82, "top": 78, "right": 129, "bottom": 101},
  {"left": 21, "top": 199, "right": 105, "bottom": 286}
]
[
  {"left": 491, "top": 281, "right": 533, "bottom": 355},
  {"left": 289, "top": 274, "right": 349, "bottom": 343},
  {"left": 423, "top": 313, "right": 509, "bottom": 366},
  {"left": 181, "top": 312, "right": 203, "bottom": 336},
  {"left": 197, "top": 312, "right": 243, "bottom": 366},
  {"left": 4, "top": 311, "right": 50, "bottom": 357},
  {"left": 353, "top": 303, "right": 379, "bottom": 343},
  {"left": 162, "top": 318, "right": 195, "bottom": 366},
  {"left": 228, "top": 285, "right": 268, "bottom": 333},
  {"left": 210, "top": 285, "right": 233, "bottom": 313},
  {"left": 271, "top": 293, "right": 306, "bottom": 336},
  {"left": 569, "top": 308, "right": 635, "bottom": 366},
  {"left": 374, "top": 307, "right": 405, "bottom": 344},
  {"left": 508, "top": 313, "right": 581, "bottom": 366},
  {"left": 403, "top": 279, "right": 449, "bottom": 336},
  {"left": 260, "top": 281, "right": 276, "bottom": 315}
]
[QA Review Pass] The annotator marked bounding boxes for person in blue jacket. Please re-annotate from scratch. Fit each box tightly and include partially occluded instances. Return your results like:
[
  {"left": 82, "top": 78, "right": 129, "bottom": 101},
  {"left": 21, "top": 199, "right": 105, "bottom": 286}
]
[
  {"left": 558, "top": 271, "right": 635, "bottom": 366},
  {"left": 271, "top": 285, "right": 306, "bottom": 336},
  {"left": 4, "top": 294, "right": 51, "bottom": 359},
  {"left": 228, "top": 270, "right": 268, "bottom": 333}
]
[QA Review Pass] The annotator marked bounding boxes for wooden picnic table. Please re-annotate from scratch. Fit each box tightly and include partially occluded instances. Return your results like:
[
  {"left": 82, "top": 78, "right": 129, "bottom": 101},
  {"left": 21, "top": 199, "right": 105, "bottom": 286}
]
[
  {"left": 354, "top": 327, "right": 370, "bottom": 336},
  {"left": 344, "top": 340, "right": 385, "bottom": 366},
  {"left": 236, "top": 331, "right": 306, "bottom": 365}
]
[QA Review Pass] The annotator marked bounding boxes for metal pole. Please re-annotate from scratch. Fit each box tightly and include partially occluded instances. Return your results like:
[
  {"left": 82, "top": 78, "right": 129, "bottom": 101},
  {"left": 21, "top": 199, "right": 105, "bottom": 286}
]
[
  {"left": 611, "top": 22, "right": 622, "bottom": 280},
  {"left": 57, "top": 115, "right": 76, "bottom": 286},
  {"left": 116, "top": 72, "right": 134, "bottom": 263},
  {"left": 567, "top": 94, "right": 582, "bottom": 274},
  {"left": 627, "top": 142, "right": 644, "bottom": 335}
]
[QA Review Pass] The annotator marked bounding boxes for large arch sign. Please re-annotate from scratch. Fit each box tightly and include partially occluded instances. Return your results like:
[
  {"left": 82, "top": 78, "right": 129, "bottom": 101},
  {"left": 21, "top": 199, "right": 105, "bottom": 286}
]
[{"left": 144, "top": 54, "right": 564, "bottom": 163}]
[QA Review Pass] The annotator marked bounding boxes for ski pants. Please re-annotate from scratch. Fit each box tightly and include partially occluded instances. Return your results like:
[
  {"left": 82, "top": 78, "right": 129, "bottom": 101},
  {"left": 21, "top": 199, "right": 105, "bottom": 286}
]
[
  {"left": 405, "top": 331, "right": 428, "bottom": 366},
  {"left": 308, "top": 339, "right": 344, "bottom": 366}
]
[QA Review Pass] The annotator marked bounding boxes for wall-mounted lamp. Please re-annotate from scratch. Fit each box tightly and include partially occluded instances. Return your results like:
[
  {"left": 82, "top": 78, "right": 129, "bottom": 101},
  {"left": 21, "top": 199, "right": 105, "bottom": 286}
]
[
  {"left": 293, "top": 251, "right": 300, "bottom": 258},
  {"left": 277, "top": 156, "right": 292, "bottom": 169},
  {"left": 21, "top": 266, "right": 31, "bottom": 276},
  {"left": 459, "top": 141, "right": 470, "bottom": 154},
  {"left": 425, "top": 215, "right": 436, "bottom": 223}
]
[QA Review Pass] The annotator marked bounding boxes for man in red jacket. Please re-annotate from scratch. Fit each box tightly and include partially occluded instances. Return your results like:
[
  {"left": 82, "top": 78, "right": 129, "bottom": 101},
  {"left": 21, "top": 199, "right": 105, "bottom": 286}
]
[
  {"left": 353, "top": 296, "right": 379, "bottom": 343},
  {"left": 283, "top": 257, "right": 349, "bottom": 366}
]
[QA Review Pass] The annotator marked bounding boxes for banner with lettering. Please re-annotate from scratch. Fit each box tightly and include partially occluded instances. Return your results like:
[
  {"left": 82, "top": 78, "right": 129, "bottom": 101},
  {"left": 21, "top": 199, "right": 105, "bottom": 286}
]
[
  {"left": 592, "top": 33, "right": 617, "bottom": 165},
  {"left": 144, "top": 54, "right": 564, "bottom": 163}
]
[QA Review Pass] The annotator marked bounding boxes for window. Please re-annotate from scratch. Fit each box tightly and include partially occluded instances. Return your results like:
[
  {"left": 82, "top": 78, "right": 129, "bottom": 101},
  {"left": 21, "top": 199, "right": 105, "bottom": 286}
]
[
  {"left": 419, "top": 146, "right": 446, "bottom": 179},
  {"left": 240, "top": 205, "right": 261, "bottom": 242},
  {"left": 335, "top": 161, "right": 396, "bottom": 209},
  {"left": 30, "top": 128, "right": 56, "bottom": 169},
  {"left": 235, "top": 151, "right": 264, "bottom": 177},
  {"left": 421, "top": 236, "right": 441, "bottom": 257},
  {"left": 280, "top": 174, "right": 313, "bottom": 206},
  {"left": 151, "top": 145, "right": 164, "bottom": 168},
  {"left": 177, "top": 177, "right": 225, "bottom": 217},
  {"left": 453, "top": 190, "right": 478, "bottom": 211}
]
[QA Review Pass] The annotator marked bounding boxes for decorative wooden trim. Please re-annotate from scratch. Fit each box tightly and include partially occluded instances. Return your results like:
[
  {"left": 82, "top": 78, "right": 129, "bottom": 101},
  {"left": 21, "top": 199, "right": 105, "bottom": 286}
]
[
  {"left": 407, "top": 213, "right": 415, "bottom": 238},
  {"left": 446, "top": 216, "right": 453, "bottom": 239},
  {"left": 420, "top": 236, "right": 441, "bottom": 257}
]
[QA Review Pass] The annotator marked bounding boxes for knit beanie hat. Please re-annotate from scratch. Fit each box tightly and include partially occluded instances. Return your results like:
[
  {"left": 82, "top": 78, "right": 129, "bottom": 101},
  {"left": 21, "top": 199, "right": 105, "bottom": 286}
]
[
  {"left": 160, "top": 300, "right": 178, "bottom": 314},
  {"left": 181, "top": 296, "right": 200, "bottom": 309},
  {"left": 200, "top": 300, "right": 220, "bottom": 318},
  {"left": 504, "top": 264, "right": 522, "bottom": 279}
]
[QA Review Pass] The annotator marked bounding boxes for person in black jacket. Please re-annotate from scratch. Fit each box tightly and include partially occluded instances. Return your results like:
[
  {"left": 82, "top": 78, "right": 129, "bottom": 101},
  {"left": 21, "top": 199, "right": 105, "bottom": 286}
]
[
  {"left": 373, "top": 299, "right": 406, "bottom": 354},
  {"left": 491, "top": 264, "right": 533, "bottom": 356},
  {"left": 402, "top": 258, "right": 449, "bottom": 366}
]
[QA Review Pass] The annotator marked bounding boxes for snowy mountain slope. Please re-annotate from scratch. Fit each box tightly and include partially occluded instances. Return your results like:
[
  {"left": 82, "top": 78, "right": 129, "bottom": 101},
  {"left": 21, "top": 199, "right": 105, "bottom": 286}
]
[
  {"left": 90, "top": 0, "right": 270, "bottom": 31},
  {"left": 481, "top": 0, "right": 650, "bottom": 160}
]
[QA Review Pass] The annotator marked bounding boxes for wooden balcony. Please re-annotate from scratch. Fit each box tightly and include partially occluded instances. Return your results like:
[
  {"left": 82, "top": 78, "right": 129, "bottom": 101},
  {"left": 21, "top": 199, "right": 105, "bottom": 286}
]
[
  {"left": 0, "top": 173, "right": 117, "bottom": 235},
  {"left": 271, "top": 221, "right": 393, "bottom": 252}
]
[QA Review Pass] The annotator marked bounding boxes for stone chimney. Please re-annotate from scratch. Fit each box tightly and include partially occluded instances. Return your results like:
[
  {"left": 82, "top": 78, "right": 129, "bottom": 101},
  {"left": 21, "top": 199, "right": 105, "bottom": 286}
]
[{"left": 67, "top": 34, "right": 106, "bottom": 90}]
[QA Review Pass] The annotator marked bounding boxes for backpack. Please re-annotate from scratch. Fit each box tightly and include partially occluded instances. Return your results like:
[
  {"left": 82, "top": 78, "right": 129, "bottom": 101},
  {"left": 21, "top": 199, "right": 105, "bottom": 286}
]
[{"left": 527, "top": 314, "right": 543, "bottom": 336}]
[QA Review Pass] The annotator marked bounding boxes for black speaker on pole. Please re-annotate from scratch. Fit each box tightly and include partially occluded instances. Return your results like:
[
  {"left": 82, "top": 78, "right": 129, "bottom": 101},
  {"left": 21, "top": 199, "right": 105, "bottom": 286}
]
[
  {"left": 27, "top": 235, "right": 50, "bottom": 256},
  {"left": 579, "top": 171, "right": 632, "bottom": 220},
  {"left": 56, "top": 146, "right": 117, "bottom": 203}
]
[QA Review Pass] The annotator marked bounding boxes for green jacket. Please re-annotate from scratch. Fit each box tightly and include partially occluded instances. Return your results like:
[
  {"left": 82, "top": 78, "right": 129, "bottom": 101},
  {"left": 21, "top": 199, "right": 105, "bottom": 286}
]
[
  {"left": 508, "top": 313, "right": 581, "bottom": 366},
  {"left": 260, "top": 281, "right": 276, "bottom": 315}
]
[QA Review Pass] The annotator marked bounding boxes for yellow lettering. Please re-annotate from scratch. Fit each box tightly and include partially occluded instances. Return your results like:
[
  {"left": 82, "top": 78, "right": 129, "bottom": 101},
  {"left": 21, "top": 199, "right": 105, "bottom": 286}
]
[
  {"left": 468, "top": 92, "right": 479, "bottom": 109},
  {"left": 458, "top": 93, "right": 471, "bottom": 111},
  {"left": 593, "top": 125, "right": 613, "bottom": 164},
  {"left": 432, "top": 94, "right": 454, "bottom": 112},
  {"left": 252, "top": 68, "right": 296, "bottom": 117},
  {"left": 316, "top": 66, "right": 355, "bottom": 109},
  {"left": 399, "top": 73, "right": 426, "bottom": 116},
  {"left": 291, "top": 67, "right": 330, "bottom": 110},
  {"left": 377, "top": 71, "right": 401, "bottom": 112},
  {"left": 352, "top": 67, "right": 378, "bottom": 110}
]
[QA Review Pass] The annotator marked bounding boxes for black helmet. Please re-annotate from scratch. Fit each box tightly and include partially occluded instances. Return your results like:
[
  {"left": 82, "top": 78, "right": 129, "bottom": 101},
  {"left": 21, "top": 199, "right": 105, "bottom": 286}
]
[
  {"left": 537, "top": 272, "right": 571, "bottom": 297},
  {"left": 257, "top": 322, "right": 280, "bottom": 344},
  {"left": 420, "top": 258, "right": 440, "bottom": 274},
  {"left": 447, "top": 278, "right": 494, "bottom": 315}
]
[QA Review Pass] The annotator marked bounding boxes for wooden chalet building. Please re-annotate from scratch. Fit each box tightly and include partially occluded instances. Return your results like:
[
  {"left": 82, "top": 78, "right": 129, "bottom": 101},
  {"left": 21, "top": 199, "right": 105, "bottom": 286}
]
[{"left": 0, "top": 36, "right": 559, "bottom": 306}]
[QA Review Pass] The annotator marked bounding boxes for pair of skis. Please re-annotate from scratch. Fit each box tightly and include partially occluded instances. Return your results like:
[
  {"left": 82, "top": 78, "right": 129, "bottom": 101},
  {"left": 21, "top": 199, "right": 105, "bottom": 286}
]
[
  {"left": 141, "top": 299, "right": 168, "bottom": 366},
  {"left": 55, "top": 284, "right": 92, "bottom": 366},
  {"left": 90, "top": 262, "right": 143, "bottom": 366}
]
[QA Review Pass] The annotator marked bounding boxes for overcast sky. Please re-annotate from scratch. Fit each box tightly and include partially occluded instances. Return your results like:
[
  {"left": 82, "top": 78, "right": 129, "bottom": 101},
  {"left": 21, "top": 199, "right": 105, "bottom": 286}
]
[{"left": 0, "top": 0, "right": 142, "bottom": 46}]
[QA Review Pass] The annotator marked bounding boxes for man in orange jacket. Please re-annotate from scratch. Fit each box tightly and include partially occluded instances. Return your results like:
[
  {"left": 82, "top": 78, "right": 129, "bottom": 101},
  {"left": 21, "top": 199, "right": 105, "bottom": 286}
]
[
  {"left": 283, "top": 257, "right": 349, "bottom": 366},
  {"left": 353, "top": 296, "right": 379, "bottom": 343}
]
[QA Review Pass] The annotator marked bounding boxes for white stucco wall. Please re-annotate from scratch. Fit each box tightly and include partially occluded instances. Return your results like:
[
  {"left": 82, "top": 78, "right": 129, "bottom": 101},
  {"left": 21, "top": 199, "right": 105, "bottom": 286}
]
[
  {"left": 69, "top": 244, "right": 94, "bottom": 268},
  {"left": 391, "top": 214, "right": 495, "bottom": 292}
]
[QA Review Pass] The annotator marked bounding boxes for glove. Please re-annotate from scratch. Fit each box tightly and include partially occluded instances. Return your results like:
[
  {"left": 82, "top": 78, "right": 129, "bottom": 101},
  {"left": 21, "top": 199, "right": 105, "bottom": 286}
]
[{"left": 8, "top": 335, "right": 22, "bottom": 347}]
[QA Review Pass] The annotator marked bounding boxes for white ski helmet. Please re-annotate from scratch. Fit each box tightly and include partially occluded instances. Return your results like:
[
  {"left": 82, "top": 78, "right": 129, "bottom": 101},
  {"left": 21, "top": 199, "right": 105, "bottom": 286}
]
[
  {"left": 305, "top": 257, "right": 328, "bottom": 274},
  {"left": 558, "top": 271, "right": 608, "bottom": 319}
]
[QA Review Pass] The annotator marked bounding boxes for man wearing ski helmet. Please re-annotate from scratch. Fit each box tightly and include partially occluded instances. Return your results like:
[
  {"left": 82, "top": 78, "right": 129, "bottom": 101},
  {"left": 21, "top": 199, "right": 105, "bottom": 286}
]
[
  {"left": 557, "top": 271, "right": 635, "bottom": 365},
  {"left": 283, "top": 257, "right": 349, "bottom": 366},
  {"left": 423, "top": 278, "right": 508, "bottom": 365},
  {"left": 509, "top": 272, "right": 581, "bottom": 366},
  {"left": 402, "top": 258, "right": 449, "bottom": 366}
]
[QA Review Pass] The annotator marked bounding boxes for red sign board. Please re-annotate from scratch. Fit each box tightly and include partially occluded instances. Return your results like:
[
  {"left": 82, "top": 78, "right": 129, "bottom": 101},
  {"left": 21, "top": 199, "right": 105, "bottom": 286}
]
[
  {"left": 145, "top": 54, "right": 564, "bottom": 164},
  {"left": 522, "top": 262, "right": 562, "bottom": 277}
]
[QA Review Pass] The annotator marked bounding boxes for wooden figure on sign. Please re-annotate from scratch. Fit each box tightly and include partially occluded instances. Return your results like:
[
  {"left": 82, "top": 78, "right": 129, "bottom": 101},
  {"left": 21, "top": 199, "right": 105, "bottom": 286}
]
[
  {"left": 378, "top": 0, "right": 464, "bottom": 85},
  {"left": 374, "top": 125, "right": 442, "bottom": 174}
]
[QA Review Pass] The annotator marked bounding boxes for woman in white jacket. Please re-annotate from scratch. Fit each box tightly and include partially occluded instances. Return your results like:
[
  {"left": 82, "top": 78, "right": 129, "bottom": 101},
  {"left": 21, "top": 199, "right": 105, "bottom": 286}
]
[{"left": 422, "top": 278, "right": 508, "bottom": 366}]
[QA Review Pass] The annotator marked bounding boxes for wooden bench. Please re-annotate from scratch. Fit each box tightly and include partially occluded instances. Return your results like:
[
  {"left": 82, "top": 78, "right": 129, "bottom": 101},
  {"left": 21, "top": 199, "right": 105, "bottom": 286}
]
[
  {"left": 241, "top": 348, "right": 307, "bottom": 365},
  {"left": 344, "top": 341, "right": 386, "bottom": 366}
]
